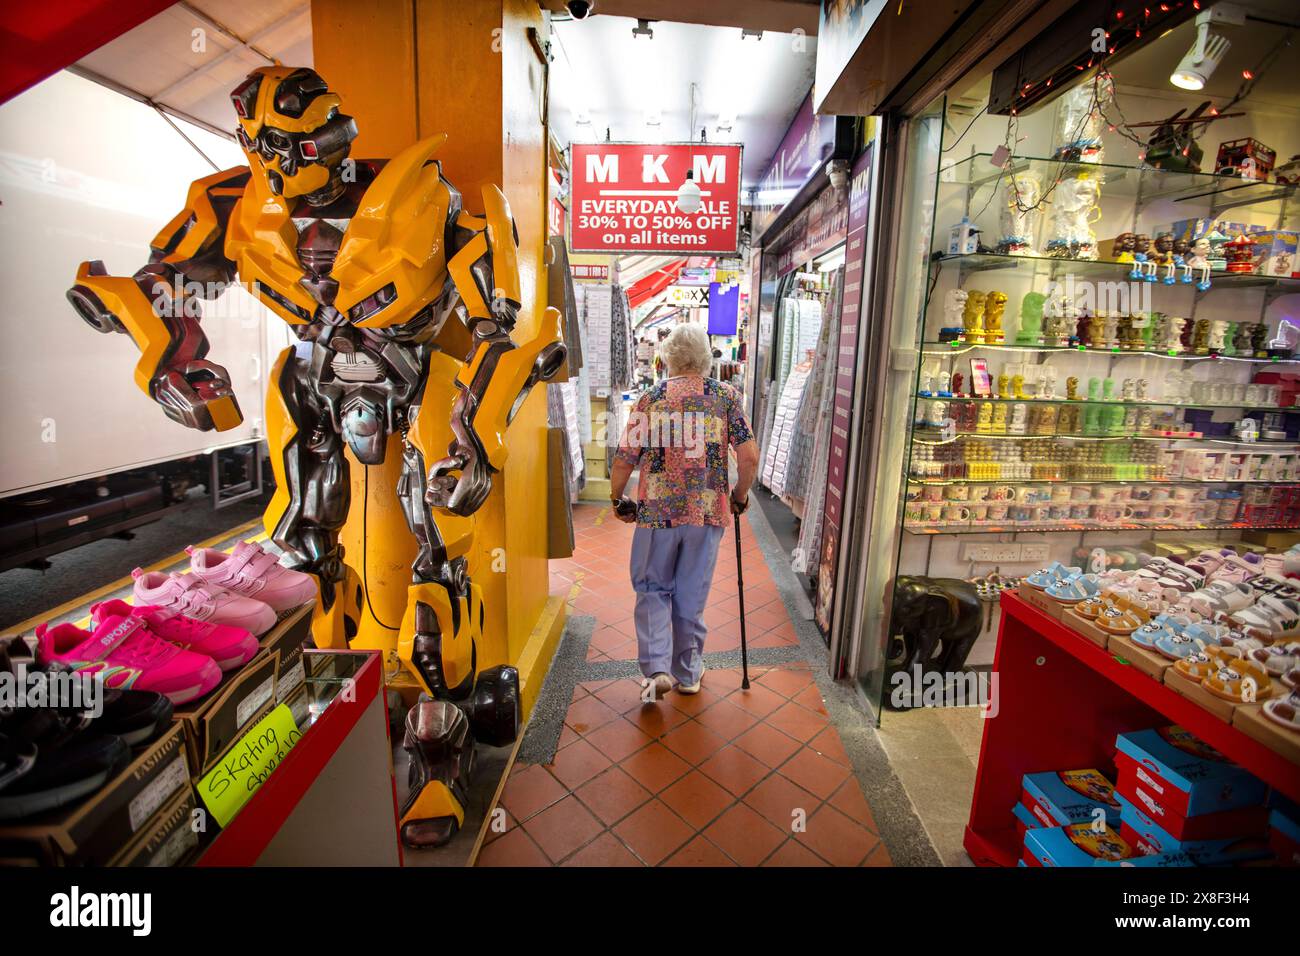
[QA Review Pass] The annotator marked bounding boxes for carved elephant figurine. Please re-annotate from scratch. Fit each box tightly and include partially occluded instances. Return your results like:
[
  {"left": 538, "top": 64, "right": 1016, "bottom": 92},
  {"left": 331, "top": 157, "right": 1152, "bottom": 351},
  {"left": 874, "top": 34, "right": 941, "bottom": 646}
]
[{"left": 888, "top": 575, "right": 983, "bottom": 681}]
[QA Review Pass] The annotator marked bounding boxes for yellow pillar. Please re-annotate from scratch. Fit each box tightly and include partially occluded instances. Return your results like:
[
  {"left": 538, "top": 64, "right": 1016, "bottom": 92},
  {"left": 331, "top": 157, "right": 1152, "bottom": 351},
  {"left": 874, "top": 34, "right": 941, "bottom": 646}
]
[{"left": 311, "top": 0, "right": 561, "bottom": 707}]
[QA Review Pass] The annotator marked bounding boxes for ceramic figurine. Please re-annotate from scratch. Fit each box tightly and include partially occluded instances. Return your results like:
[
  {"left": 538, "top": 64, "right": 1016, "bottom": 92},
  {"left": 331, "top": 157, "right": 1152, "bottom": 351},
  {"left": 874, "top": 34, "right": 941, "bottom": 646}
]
[
  {"left": 1015, "top": 291, "right": 1046, "bottom": 345},
  {"left": 1037, "top": 404, "right": 1059, "bottom": 435},
  {"left": 991, "top": 404, "right": 1008, "bottom": 431},
  {"left": 1185, "top": 236, "right": 1212, "bottom": 291},
  {"left": 1192, "top": 318, "right": 1210, "bottom": 355},
  {"left": 1208, "top": 319, "right": 1228, "bottom": 353},
  {"left": 1123, "top": 408, "right": 1139, "bottom": 433},
  {"left": 1040, "top": 365, "right": 1058, "bottom": 400},
  {"left": 1012, "top": 373, "right": 1026, "bottom": 399},
  {"left": 1179, "top": 315, "right": 1196, "bottom": 352},
  {"left": 1066, "top": 376, "right": 1079, "bottom": 401},
  {"left": 1205, "top": 229, "right": 1230, "bottom": 271},
  {"left": 952, "top": 372, "right": 965, "bottom": 397},
  {"left": 1102, "top": 313, "right": 1120, "bottom": 349},
  {"left": 919, "top": 362, "right": 936, "bottom": 396},
  {"left": 937, "top": 370, "right": 952, "bottom": 397},
  {"left": 1149, "top": 232, "right": 1174, "bottom": 284},
  {"left": 1129, "top": 234, "right": 1152, "bottom": 280},
  {"left": 1088, "top": 376, "right": 1101, "bottom": 401},
  {"left": 944, "top": 289, "right": 969, "bottom": 338},
  {"left": 976, "top": 403, "right": 993, "bottom": 433},
  {"left": 1083, "top": 405, "right": 1102, "bottom": 435},
  {"left": 1086, "top": 313, "right": 1104, "bottom": 349},
  {"left": 1102, "top": 377, "right": 1116, "bottom": 401},
  {"left": 1137, "top": 408, "right": 1153, "bottom": 432},
  {"left": 997, "top": 371, "right": 1011, "bottom": 399},
  {"left": 1136, "top": 379, "right": 1149, "bottom": 401},
  {"left": 1172, "top": 237, "right": 1193, "bottom": 284},
  {"left": 984, "top": 291, "right": 1008, "bottom": 344},
  {"left": 1009, "top": 403, "right": 1027, "bottom": 435},
  {"left": 1105, "top": 405, "right": 1125, "bottom": 434},
  {"left": 1233, "top": 320, "right": 1253, "bottom": 355},
  {"left": 1121, "top": 378, "right": 1135, "bottom": 401},
  {"left": 1251, "top": 322, "right": 1268, "bottom": 358},
  {"left": 963, "top": 290, "right": 987, "bottom": 344},
  {"left": 1113, "top": 232, "right": 1136, "bottom": 263},
  {"left": 1163, "top": 315, "right": 1187, "bottom": 353}
]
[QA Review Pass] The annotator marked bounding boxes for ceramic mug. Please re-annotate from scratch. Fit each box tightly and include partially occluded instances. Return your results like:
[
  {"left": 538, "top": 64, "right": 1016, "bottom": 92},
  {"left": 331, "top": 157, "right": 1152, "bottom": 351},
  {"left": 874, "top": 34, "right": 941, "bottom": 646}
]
[
  {"left": 924, "top": 504, "right": 944, "bottom": 522},
  {"left": 923, "top": 485, "right": 945, "bottom": 502},
  {"left": 1071, "top": 485, "right": 1093, "bottom": 502},
  {"left": 970, "top": 504, "right": 989, "bottom": 523},
  {"left": 946, "top": 485, "right": 971, "bottom": 502},
  {"left": 1070, "top": 504, "right": 1092, "bottom": 521},
  {"left": 943, "top": 505, "right": 971, "bottom": 523},
  {"left": 988, "top": 504, "right": 1009, "bottom": 522},
  {"left": 1050, "top": 485, "right": 1072, "bottom": 504}
]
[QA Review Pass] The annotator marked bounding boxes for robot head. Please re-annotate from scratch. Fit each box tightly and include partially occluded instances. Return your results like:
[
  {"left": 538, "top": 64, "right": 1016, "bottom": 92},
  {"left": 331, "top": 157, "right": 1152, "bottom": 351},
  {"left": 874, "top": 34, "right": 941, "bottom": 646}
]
[{"left": 231, "top": 67, "right": 357, "bottom": 200}]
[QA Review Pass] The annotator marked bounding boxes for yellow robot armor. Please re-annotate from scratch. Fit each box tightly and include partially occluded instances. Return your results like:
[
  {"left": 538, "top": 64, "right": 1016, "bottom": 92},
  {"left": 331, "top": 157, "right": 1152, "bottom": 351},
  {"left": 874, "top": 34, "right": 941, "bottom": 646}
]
[
  {"left": 231, "top": 66, "right": 358, "bottom": 202},
  {"left": 69, "top": 67, "right": 568, "bottom": 850}
]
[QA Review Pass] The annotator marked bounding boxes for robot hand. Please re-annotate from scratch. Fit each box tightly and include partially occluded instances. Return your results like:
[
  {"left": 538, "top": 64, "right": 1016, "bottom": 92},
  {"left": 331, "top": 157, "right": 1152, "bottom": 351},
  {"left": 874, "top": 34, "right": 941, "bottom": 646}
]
[
  {"left": 424, "top": 436, "right": 491, "bottom": 517},
  {"left": 152, "top": 359, "right": 243, "bottom": 432}
]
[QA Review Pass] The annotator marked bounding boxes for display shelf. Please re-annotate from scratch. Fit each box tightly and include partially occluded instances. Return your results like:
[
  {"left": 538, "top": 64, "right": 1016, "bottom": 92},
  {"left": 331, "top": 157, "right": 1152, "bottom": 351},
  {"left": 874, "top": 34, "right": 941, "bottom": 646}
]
[
  {"left": 914, "top": 430, "right": 1300, "bottom": 446},
  {"left": 931, "top": 251, "right": 1300, "bottom": 293},
  {"left": 940, "top": 152, "right": 1300, "bottom": 212},
  {"left": 920, "top": 340, "right": 1300, "bottom": 363},
  {"left": 964, "top": 593, "right": 1300, "bottom": 868},
  {"left": 914, "top": 393, "right": 1297, "bottom": 413},
  {"left": 904, "top": 521, "right": 1300, "bottom": 536},
  {"left": 908, "top": 477, "right": 1298, "bottom": 486}
]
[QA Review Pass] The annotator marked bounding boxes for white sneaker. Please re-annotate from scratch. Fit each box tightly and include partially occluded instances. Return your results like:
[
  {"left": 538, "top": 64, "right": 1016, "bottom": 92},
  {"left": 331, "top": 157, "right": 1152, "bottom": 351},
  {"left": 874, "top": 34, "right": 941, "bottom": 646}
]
[
  {"left": 641, "top": 673, "right": 673, "bottom": 700},
  {"left": 676, "top": 664, "right": 706, "bottom": 695}
]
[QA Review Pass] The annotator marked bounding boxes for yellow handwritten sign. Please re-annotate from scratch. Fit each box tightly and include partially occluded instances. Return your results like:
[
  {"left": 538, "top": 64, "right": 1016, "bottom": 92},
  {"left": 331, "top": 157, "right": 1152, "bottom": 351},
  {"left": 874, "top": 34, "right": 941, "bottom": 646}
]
[{"left": 198, "top": 704, "right": 303, "bottom": 828}]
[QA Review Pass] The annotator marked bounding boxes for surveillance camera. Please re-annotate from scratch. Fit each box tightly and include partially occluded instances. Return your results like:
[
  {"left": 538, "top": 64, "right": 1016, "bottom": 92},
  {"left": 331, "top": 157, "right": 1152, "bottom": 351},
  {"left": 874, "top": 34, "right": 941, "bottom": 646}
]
[{"left": 566, "top": 0, "right": 595, "bottom": 19}]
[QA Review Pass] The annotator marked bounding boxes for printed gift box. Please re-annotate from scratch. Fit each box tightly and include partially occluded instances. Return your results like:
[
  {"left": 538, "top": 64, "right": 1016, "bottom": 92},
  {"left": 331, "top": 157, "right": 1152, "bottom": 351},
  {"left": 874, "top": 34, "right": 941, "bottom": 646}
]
[
  {"left": 1115, "top": 792, "right": 1272, "bottom": 865},
  {"left": 1114, "top": 726, "right": 1269, "bottom": 839},
  {"left": 1020, "top": 769, "right": 1121, "bottom": 829},
  {"left": 1023, "top": 822, "right": 1195, "bottom": 867}
]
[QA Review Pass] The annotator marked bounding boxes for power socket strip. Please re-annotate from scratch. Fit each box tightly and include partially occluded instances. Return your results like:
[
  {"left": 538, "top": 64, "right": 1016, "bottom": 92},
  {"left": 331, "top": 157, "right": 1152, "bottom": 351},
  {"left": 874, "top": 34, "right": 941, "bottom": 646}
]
[{"left": 962, "top": 543, "right": 1023, "bottom": 562}]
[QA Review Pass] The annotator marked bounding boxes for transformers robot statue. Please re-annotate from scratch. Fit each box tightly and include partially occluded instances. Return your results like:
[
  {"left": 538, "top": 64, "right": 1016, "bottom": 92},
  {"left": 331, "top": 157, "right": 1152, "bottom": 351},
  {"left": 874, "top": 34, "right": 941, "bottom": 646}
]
[{"left": 65, "top": 66, "right": 566, "bottom": 847}]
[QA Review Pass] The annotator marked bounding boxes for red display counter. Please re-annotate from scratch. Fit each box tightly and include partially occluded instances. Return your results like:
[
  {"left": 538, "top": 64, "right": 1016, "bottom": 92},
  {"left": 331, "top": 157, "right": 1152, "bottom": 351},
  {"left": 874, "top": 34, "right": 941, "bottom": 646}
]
[{"left": 965, "top": 592, "right": 1300, "bottom": 867}]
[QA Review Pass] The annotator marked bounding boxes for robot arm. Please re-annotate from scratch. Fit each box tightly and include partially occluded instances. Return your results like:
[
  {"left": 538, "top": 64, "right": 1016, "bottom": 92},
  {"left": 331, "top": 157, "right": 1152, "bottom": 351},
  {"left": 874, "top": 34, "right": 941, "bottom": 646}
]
[
  {"left": 425, "top": 185, "right": 566, "bottom": 516},
  {"left": 66, "top": 167, "right": 251, "bottom": 432}
]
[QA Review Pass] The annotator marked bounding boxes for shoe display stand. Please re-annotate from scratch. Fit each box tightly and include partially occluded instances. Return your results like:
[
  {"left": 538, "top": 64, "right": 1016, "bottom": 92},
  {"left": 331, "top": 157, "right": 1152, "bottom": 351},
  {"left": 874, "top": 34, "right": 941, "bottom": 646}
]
[
  {"left": 964, "top": 592, "right": 1300, "bottom": 867},
  {"left": 196, "top": 649, "right": 401, "bottom": 867}
]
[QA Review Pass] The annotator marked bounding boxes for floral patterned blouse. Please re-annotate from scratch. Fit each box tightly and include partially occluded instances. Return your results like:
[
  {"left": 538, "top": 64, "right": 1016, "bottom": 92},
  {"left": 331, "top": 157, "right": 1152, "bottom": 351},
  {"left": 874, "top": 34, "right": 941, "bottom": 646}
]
[{"left": 615, "top": 375, "right": 755, "bottom": 528}]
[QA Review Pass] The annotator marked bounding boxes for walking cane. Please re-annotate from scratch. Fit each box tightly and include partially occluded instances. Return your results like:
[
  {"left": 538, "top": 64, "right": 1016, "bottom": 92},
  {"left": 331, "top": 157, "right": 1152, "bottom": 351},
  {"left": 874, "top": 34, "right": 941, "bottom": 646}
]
[{"left": 733, "top": 506, "right": 751, "bottom": 690}]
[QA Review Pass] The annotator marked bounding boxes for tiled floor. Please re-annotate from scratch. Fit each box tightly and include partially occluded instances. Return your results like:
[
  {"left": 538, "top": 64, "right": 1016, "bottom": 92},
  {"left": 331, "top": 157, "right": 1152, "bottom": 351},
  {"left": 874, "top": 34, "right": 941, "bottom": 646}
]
[{"left": 477, "top": 504, "right": 890, "bottom": 867}]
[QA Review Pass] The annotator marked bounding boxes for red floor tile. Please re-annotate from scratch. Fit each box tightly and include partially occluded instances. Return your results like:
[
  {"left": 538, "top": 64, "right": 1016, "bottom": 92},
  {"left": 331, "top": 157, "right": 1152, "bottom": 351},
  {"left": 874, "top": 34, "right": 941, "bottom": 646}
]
[
  {"left": 793, "top": 804, "right": 883, "bottom": 867},
  {"left": 499, "top": 764, "right": 568, "bottom": 823},
  {"left": 561, "top": 831, "right": 644, "bottom": 867},
  {"left": 762, "top": 837, "right": 830, "bottom": 867},
  {"left": 546, "top": 738, "right": 613, "bottom": 790},
  {"left": 659, "top": 719, "right": 729, "bottom": 765},
  {"left": 476, "top": 826, "right": 552, "bottom": 867},
  {"left": 742, "top": 773, "right": 821, "bottom": 830},
  {"left": 703, "top": 803, "right": 788, "bottom": 867},
  {"left": 521, "top": 793, "right": 605, "bottom": 863},
  {"left": 778, "top": 746, "right": 852, "bottom": 801},
  {"left": 663, "top": 834, "right": 738, "bottom": 867},
  {"left": 619, "top": 742, "right": 692, "bottom": 793},
  {"left": 732, "top": 722, "right": 803, "bottom": 769},
  {"left": 659, "top": 770, "right": 736, "bottom": 830},
  {"left": 613, "top": 799, "right": 695, "bottom": 866},
  {"left": 585, "top": 717, "right": 655, "bottom": 762},
  {"left": 574, "top": 766, "right": 652, "bottom": 827},
  {"left": 697, "top": 745, "right": 770, "bottom": 797}
]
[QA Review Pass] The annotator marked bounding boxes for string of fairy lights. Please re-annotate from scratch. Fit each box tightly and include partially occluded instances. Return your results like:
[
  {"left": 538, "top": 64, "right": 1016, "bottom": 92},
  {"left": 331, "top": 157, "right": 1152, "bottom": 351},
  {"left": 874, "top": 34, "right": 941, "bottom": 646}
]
[{"left": 966, "top": 0, "right": 1294, "bottom": 225}]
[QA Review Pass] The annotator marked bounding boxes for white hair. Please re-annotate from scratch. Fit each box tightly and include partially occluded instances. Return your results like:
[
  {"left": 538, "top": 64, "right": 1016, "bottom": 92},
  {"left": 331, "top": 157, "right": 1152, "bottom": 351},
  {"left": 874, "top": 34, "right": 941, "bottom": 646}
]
[{"left": 659, "top": 323, "right": 714, "bottom": 377}]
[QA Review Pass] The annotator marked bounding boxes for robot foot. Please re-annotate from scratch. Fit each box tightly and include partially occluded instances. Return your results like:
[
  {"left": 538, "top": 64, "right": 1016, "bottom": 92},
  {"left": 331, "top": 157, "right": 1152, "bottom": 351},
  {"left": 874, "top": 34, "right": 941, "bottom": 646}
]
[
  {"left": 399, "top": 697, "right": 475, "bottom": 849},
  {"left": 465, "top": 664, "right": 521, "bottom": 747}
]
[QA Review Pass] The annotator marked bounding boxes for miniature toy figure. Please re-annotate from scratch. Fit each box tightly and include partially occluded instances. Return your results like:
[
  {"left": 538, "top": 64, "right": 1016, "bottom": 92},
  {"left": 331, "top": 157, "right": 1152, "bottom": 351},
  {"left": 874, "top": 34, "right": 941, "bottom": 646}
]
[
  {"left": 1129, "top": 234, "right": 1152, "bottom": 280},
  {"left": 1066, "top": 376, "right": 1080, "bottom": 401},
  {"left": 963, "top": 290, "right": 988, "bottom": 343},
  {"left": 1015, "top": 291, "right": 1046, "bottom": 345},
  {"left": 944, "top": 288, "right": 969, "bottom": 338},
  {"left": 984, "top": 291, "right": 1008, "bottom": 344},
  {"left": 1184, "top": 236, "right": 1213, "bottom": 291},
  {"left": 1112, "top": 232, "right": 1136, "bottom": 263}
]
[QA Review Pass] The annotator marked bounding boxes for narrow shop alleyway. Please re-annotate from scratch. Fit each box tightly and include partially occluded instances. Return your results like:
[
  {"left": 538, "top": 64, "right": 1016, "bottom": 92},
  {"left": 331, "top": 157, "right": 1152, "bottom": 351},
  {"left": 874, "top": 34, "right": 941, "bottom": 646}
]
[{"left": 477, "top": 502, "right": 905, "bottom": 867}]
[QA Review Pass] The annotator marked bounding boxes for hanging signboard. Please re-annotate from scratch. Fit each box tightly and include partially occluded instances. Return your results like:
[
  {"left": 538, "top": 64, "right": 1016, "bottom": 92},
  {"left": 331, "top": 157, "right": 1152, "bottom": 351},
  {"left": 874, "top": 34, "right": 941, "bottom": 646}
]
[
  {"left": 751, "top": 91, "right": 836, "bottom": 239},
  {"left": 667, "top": 285, "right": 710, "bottom": 307},
  {"left": 569, "top": 143, "right": 742, "bottom": 254}
]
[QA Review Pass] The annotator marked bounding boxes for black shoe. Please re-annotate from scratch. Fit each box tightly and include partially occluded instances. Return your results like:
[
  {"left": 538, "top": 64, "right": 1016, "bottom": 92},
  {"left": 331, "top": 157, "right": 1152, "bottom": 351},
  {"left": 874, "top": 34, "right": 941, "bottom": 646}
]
[
  {"left": 0, "top": 730, "right": 130, "bottom": 820},
  {"left": 99, "top": 690, "right": 173, "bottom": 747}
]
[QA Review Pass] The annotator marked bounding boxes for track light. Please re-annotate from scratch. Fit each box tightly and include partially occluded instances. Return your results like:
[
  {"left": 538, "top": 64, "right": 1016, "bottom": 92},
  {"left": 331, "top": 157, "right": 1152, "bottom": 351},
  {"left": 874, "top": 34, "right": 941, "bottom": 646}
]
[
  {"left": 632, "top": 18, "right": 653, "bottom": 39},
  {"left": 1169, "top": 7, "right": 1240, "bottom": 91}
]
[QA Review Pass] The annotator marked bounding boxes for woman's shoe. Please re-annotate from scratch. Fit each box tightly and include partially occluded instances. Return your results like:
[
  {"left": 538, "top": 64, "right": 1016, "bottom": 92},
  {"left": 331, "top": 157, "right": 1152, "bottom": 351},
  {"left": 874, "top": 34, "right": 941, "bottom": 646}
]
[{"left": 641, "top": 673, "right": 673, "bottom": 700}]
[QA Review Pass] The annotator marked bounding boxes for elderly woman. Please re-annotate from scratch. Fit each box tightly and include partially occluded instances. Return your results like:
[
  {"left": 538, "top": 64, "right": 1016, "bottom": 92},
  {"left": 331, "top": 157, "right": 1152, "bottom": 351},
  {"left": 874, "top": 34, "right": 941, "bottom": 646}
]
[{"left": 611, "top": 323, "right": 760, "bottom": 698}]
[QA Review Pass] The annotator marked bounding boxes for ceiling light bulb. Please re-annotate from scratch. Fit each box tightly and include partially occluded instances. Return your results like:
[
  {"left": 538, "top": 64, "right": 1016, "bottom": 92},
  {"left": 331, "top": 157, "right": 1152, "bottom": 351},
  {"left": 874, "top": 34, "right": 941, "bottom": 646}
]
[
  {"left": 1170, "top": 20, "right": 1230, "bottom": 90},
  {"left": 676, "top": 171, "right": 702, "bottom": 214}
]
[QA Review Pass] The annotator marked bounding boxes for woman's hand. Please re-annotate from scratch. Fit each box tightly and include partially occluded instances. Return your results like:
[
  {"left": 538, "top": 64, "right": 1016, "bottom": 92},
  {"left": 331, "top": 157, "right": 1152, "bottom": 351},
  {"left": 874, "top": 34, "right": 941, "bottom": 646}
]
[{"left": 612, "top": 496, "right": 637, "bottom": 523}]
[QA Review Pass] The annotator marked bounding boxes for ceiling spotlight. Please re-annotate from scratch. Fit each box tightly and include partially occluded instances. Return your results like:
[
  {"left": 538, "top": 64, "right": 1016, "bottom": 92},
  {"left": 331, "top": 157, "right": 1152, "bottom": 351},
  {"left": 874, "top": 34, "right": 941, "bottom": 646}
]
[
  {"left": 716, "top": 114, "right": 736, "bottom": 134},
  {"left": 676, "top": 170, "right": 702, "bottom": 214},
  {"left": 1169, "top": 6, "right": 1240, "bottom": 91},
  {"left": 575, "top": 111, "right": 592, "bottom": 126},
  {"left": 632, "top": 18, "right": 654, "bottom": 39},
  {"left": 741, "top": 28, "right": 763, "bottom": 40}
]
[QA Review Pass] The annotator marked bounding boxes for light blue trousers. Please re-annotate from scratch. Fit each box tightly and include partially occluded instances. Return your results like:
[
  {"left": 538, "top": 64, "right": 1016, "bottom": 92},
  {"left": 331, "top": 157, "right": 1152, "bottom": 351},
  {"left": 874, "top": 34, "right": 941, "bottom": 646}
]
[{"left": 630, "top": 524, "right": 726, "bottom": 685}]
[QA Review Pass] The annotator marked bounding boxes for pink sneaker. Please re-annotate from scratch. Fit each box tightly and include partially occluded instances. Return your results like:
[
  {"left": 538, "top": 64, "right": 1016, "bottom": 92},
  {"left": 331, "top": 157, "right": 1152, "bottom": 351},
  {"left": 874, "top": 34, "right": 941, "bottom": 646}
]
[
  {"left": 90, "top": 599, "right": 258, "bottom": 672},
  {"left": 35, "top": 613, "right": 221, "bottom": 705},
  {"left": 132, "top": 569, "right": 277, "bottom": 636},
  {"left": 187, "top": 540, "right": 317, "bottom": 614}
]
